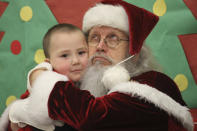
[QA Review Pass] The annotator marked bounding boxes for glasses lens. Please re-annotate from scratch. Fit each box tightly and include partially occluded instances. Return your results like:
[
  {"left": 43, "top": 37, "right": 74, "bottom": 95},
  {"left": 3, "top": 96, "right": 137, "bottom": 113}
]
[{"left": 106, "top": 35, "right": 119, "bottom": 48}]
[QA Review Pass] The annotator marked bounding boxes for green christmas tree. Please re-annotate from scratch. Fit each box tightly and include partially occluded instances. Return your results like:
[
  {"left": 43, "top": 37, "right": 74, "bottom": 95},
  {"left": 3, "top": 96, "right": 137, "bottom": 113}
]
[
  {"left": 125, "top": 0, "right": 197, "bottom": 107},
  {"left": 0, "top": 0, "right": 57, "bottom": 114}
]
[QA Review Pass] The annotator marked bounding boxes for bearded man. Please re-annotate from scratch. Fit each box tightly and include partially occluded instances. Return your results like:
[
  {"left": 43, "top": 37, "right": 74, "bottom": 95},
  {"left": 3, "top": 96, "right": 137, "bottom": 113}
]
[{"left": 5, "top": 0, "right": 193, "bottom": 131}]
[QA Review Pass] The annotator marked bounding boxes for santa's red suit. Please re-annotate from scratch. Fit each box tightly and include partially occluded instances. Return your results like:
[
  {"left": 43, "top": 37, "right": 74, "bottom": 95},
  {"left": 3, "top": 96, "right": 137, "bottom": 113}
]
[
  {"left": 0, "top": 62, "right": 192, "bottom": 131},
  {"left": 47, "top": 70, "right": 193, "bottom": 131},
  {"left": 7, "top": 71, "right": 193, "bottom": 131}
]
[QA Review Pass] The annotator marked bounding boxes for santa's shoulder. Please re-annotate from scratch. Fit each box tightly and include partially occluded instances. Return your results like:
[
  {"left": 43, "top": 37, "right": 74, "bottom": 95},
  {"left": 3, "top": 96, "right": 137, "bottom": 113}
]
[{"left": 132, "top": 71, "right": 186, "bottom": 106}]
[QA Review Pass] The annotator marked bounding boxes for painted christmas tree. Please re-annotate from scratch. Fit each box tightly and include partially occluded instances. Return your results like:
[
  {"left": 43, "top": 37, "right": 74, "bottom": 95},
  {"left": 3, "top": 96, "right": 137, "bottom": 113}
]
[{"left": 0, "top": 0, "right": 57, "bottom": 114}]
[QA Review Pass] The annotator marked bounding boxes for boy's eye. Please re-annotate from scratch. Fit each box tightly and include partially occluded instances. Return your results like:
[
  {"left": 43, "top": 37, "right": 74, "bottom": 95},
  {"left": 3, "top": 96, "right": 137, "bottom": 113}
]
[
  {"left": 61, "top": 54, "right": 68, "bottom": 57},
  {"left": 78, "top": 51, "right": 87, "bottom": 55}
]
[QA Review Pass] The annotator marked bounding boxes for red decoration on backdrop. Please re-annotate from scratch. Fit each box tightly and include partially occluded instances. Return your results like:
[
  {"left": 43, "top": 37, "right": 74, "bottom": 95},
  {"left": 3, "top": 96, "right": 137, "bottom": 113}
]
[
  {"left": 0, "top": 32, "right": 5, "bottom": 43},
  {"left": 10, "top": 40, "right": 22, "bottom": 55},
  {"left": 183, "top": 0, "right": 197, "bottom": 19},
  {"left": 0, "top": 1, "right": 8, "bottom": 17},
  {"left": 178, "top": 34, "right": 197, "bottom": 85},
  {"left": 45, "top": 0, "right": 101, "bottom": 28}
]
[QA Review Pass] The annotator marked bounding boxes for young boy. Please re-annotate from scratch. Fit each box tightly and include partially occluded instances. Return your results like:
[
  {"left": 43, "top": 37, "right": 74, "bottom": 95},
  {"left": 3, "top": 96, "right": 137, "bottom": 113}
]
[
  {"left": 29, "top": 23, "right": 88, "bottom": 88},
  {"left": 6, "top": 23, "right": 89, "bottom": 131}
]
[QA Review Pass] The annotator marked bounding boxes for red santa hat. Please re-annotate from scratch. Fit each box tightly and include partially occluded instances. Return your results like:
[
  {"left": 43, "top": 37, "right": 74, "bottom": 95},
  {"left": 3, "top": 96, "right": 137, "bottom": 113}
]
[{"left": 82, "top": 0, "right": 159, "bottom": 55}]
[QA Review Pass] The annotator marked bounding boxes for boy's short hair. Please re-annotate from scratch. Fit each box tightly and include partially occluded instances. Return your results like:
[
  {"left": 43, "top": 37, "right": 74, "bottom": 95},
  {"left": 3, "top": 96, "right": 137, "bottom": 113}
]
[{"left": 43, "top": 23, "right": 84, "bottom": 58}]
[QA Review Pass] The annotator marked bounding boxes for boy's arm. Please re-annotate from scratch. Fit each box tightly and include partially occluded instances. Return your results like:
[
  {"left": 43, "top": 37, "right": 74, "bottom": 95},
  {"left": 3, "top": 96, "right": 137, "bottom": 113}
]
[{"left": 10, "top": 123, "right": 19, "bottom": 131}]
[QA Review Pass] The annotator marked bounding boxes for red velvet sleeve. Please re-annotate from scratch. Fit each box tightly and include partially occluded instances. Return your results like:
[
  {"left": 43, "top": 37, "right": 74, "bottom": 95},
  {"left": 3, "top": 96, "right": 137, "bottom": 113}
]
[
  {"left": 48, "top": 81, "right": 95, "bottom": 129},
  {"left": 132, "top": 71, "right": 186, "bottom": 106},
  {"left": 48, "top": 81, "right": 175, "bottom": 131}
]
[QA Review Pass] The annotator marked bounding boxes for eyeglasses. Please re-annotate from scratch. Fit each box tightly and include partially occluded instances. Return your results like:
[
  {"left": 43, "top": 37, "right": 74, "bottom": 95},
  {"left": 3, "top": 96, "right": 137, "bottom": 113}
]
[{"left": 88, "top": 34, "right": 129, "bottom": 48}]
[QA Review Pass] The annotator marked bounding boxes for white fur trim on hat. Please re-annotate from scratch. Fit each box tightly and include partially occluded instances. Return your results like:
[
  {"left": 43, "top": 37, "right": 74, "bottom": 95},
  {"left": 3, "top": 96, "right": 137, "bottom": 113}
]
[
  {"left": 82, "top": 3, "right": 129, "bottom": 33},
  {"left": 108, "top": 81, "right": 194, "bottom": 131}
]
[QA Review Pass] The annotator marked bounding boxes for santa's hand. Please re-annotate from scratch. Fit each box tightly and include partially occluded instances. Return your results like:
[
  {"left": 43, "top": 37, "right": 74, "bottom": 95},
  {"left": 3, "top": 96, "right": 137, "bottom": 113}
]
[
  {"left": 102, "top": 65, "right": 130, "bottom": 90},
  {"left": 9, "top": 71, "right": 68, "bottom": 131}
]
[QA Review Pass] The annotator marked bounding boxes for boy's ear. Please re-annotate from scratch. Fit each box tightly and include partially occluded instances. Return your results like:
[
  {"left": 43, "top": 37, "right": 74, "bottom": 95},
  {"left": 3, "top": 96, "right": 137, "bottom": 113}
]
[{"left": 44, "top": 58, "right": 50, "bottom": 63}]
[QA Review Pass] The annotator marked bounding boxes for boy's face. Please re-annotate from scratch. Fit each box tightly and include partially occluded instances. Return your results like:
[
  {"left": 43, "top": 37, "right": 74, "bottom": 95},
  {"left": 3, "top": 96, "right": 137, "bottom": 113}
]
[{"left": 48, "top": 31, "right": 88, "bottom": 82}]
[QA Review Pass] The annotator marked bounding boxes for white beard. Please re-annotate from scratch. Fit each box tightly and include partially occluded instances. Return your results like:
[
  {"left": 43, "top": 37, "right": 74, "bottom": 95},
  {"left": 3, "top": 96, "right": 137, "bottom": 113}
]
[
  {"left": 80, "top": 63, "right": 109, "bottom": 97},
  {"left": 124, "top": 45, "right": 162, "bottom": 77},
  {"left": 80, "top": 45, "right": 161, "bottom": 97}
]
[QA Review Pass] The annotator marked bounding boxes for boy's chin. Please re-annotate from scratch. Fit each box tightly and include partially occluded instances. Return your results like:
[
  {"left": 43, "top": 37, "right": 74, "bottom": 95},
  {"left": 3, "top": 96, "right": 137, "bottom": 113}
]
[{"left": 70, "top": 75, "right": 81, "bottom": 82}]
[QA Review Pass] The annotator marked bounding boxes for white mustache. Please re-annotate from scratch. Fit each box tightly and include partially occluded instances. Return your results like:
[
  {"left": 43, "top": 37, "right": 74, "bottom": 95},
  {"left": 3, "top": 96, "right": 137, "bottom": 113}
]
[{"left": 89, "top": 53, "right": 114, "bottom": 65}]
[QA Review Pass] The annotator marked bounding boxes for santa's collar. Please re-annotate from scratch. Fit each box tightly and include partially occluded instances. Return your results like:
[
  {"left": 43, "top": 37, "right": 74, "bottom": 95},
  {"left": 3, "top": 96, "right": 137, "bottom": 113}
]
[{"left": 108, "top": 81, "right": 193, "bottom": 131}]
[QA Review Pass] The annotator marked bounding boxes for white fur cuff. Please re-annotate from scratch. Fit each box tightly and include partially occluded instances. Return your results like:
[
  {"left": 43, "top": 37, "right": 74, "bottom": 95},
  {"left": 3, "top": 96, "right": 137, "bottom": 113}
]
[
  {"left": 108, "top": 81, "right": 194, "bottom": 131},
  {"left": 9, "top": 71, "right": 68, "bottom": 131}
]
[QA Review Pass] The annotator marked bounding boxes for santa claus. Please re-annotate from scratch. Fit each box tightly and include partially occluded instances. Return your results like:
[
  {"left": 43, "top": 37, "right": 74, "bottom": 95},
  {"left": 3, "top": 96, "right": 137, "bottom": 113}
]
[{"left": 0, "top": 0, "right": 194, "bottom": 130}]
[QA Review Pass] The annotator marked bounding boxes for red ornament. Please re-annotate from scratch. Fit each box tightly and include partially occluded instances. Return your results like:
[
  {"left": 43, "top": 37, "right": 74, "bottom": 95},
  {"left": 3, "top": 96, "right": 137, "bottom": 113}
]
[{"left": 10, "top": 40, "right": 22, "bottom": 55}]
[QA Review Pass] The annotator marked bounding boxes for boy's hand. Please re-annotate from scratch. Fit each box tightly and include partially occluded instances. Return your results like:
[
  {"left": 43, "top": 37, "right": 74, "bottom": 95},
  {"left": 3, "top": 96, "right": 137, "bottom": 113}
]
[{"left": 10, "top": 122, "right": 20, "bottom": 131}]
